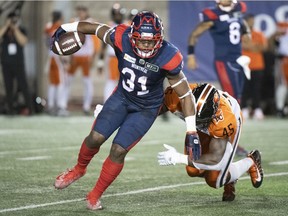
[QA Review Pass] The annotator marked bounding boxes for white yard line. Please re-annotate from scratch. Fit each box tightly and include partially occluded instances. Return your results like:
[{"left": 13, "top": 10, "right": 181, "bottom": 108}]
[
  {"left": 16, "top": 156, "right": 51, "bottom": 161},
  {"left": 269, "top": 160, "right": 288, "bottom": 165},
  {"left": 0, "top": 172, "right": 287, "bottom": 213}
]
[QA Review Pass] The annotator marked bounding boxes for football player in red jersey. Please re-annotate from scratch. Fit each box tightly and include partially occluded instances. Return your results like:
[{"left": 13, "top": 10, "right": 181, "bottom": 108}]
[
  {"left": 157, "top": 83, "right": 264, "bottom": 201},
  {"left": 187, "top": 0, "right": 251, "bottom": 156},
  {"left": 51, "top": 11, "right": 199, "bottom": 210}
]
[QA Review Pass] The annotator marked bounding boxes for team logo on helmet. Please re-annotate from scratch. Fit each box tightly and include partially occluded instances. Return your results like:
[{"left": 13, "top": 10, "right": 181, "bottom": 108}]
[
  {"left": 129, "top": 11, "right": 164, "bottom": 59},
  {"left": 192, "top": 83, "right": 220, "bottom": 129}
]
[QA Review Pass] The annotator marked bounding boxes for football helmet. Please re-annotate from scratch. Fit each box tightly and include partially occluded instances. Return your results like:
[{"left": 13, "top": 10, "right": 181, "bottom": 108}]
[
  {"left": 129, "top": 11, "right": 164, "bottom": 58},
  {"left": 216, "top": 0, "right": 237, "bottom": 12},
  {"left": 192, "top": 83, "right": 220, "bottom": 129}
]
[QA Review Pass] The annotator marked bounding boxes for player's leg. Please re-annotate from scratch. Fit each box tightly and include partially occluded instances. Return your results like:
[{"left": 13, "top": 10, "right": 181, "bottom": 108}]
[
  {"left": 215, "top": 59, "right": 246, "bottom": 101},
  {"left": 1, "top": 64, "right": 14, "bottom": 114},
  {"left": 86, "top": 105, "right": 160, "bottom": 210},
  {"left": 224, "top": 111, "right": 263, "bottom": 191},
  {"left": 275, "top": 57, "right": 288, "bottom": 117},
  {"left": 203, "top": 108, "right": 242, "bottom": 201},
  {"left": 55, "top": 56, "right": 69, "bottom": 116},
  {"left": 54, "top": 91, "right": 128, "bottom": 189},
  {"left": 15, "top": 63, "right": 33, "bottom": 114},
  {"left": 64, "top": 57, "right": 78, "bottom": 110},
  {"left": 81, "top": 56, "right": 93, "bottom": 114}
]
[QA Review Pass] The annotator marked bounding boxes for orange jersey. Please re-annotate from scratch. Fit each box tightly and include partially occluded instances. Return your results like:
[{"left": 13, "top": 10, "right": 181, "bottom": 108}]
[
  {"left": 45, "top": 21, "right": 67, "bottom": 85},
  {"left": 164, "top": 84, "right": 241, "bottom": 142},
  {"left": 164, "top": 84, "right": 243, "bottom": 188},
  {"left": 242, "top": 30, "right": 267, "bottom": 70}
]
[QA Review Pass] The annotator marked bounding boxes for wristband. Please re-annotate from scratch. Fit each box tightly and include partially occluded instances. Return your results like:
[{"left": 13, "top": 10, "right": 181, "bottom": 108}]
[
  {"left": 177, "top": 153, "right": 188, "bottom": 165},
  {"left": 185, "top": 115, "right": 196, "bottom": 132},
  {"left": 188, "top": 45, "right": 195, "bottom": 55},
  {"left": 95, "top": 24, "right": 104, "bottom": 37},
  {"left": 61, "top": 22, "right": 79, "bottom": 32}
]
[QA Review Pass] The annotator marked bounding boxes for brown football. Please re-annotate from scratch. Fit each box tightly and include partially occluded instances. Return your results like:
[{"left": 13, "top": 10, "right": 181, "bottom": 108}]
[{"left": 51, "top": 31, "right": 85, "bottom": 55}]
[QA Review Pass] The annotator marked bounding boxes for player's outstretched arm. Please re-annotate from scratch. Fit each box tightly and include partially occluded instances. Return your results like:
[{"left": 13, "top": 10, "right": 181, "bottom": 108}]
[
  {"left": 187, "top": 21, "right": 213, "bottom": 70},
  {"left": 53, "top": 21, "right": 113, "bottom": 47}
]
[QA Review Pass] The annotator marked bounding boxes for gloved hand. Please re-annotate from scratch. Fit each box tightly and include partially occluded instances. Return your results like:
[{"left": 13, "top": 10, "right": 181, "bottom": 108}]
[
  {"left": 50, "top": 27, "right": 66, "bottom": 50},
  {"left": 185, "top": 132, "right": 201, "bottom": 161},
  {"left": 157, "top": 144, "right": 186, "bottom": 166},
  {"left": 52, "top": 27, "right": 67, "bottom": 41},
  {"left": 94, "top": 104, "right": 103, "bottom": 119}
]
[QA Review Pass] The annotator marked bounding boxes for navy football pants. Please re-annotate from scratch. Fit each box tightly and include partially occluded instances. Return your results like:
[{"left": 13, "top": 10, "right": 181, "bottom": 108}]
[{"left": 93, "top": 90, "right": 160, "bottom": 150}]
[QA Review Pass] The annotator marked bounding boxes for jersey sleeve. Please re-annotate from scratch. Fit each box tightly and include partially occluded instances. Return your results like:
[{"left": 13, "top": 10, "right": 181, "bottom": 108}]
[
  {"left": 200, "top": 8, "right": 218, "bottom": 22},
  {"left": 162, "top": 50, "right": 183, "bottom": 76},
  {"left": 235, "top": 1, "right": 247, "bottom": 13}
]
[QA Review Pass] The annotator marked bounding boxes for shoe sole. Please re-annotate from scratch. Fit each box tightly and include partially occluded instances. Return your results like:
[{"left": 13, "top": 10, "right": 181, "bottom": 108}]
[{"left": 249, "top": 150, "right": 264, "bottom": 188}]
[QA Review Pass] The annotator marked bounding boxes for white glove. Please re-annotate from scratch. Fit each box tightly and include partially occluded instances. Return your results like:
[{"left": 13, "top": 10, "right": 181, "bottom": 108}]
[
  {"left": 94, "top": 104, "right": 103, "bottom": 119},
  {"left": 236, "top": 55, "right": 251, "bottom": 80},
  {"left": 157, "top": 144, "right": 188, "bottom": 166}
]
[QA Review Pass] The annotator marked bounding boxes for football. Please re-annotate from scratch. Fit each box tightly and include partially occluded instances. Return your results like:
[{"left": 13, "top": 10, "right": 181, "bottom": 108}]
[{"left": 51, "top": 31, "right": 85, "bottom": 56}]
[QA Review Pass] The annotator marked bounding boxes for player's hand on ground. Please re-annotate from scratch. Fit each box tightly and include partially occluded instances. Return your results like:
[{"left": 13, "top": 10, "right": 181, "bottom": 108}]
[
  {"left": 185, "top": 132, "right": 201, "bottom": 161},
  {"left": 187, "top": 55, "right": 197, "bottom": 70}
]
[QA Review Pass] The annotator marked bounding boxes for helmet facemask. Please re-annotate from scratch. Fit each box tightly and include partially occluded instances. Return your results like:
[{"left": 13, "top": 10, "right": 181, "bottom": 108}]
[{"left": 129, "top": 11, "right": 164, "bottom": 59}]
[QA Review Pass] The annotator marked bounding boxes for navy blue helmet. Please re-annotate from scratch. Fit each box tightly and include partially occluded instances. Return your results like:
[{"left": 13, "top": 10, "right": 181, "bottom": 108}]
[{"left": 129, "top": 11, "right": 164, "bottom": 58}]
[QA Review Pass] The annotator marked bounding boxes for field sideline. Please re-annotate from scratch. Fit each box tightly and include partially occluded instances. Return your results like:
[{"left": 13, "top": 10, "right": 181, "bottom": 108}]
[{"left": 0, "top": 114, "right": 288, "bottom": 215}]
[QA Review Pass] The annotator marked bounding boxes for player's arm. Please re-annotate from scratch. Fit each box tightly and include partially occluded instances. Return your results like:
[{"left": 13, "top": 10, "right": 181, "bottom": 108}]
[
  {"left": 53, "top": 21, "right": 114, "bottom": 47},
  {"left": 190, "top": 137, "right": 227, "bottom": 168},
  {"left": 167, "top": 71, "right": 196, "bottom": 124},
  {"left": 167, "top": 71, "right": 201, "bottom": 161},
  {"left": 158, "top": 137, "right": 231, "bottom": 170},
  {"left": 240, "top": 19, "right": 253, "bottom": 50},
  {"left": 187, "top": 21, "right": 213, "bottom": 69}
]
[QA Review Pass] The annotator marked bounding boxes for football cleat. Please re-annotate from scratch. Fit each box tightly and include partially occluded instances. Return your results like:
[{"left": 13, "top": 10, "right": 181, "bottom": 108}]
[
  {"left": 86, "top": 192, "right": 103, "bottom": 210},
  {"left": 54, "top": 166, "right": 86, "bottom": 189},
  {"left": 247, "top": 150, "right": 263, "bottom": 188},
  {"left": 222, "top": 181, "right": 237, "bottom": 202}
]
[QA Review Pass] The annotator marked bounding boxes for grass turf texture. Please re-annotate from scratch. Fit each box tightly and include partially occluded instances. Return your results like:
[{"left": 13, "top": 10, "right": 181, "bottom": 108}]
[{"left": 0, "top": 113, "right": 287, "bottom": 216}]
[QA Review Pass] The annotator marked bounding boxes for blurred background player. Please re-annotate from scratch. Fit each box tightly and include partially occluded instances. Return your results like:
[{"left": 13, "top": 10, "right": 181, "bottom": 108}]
[
  {"left": 66, "top": 5, "right": 101, "bottom": 114},
  {"left": 187, "top": 0, "right": 250, "bottom": 156},
  {"left": 0, "top": 11, "right": 33, "bottom": 115},
  {"left": 158, "top": 83, "right": 264, "bottom": 201},
  {"left": 127, "top": 8, "right": 139, "bottom": 25},
  {"left": 101, "top": 3, "right": 126, "bottom": 102},
  {"left": 241, "top": 13, "right": 267, "bottom": 120},
  {"left": 273, "top": 22, "right": 288, "bottom": 118},
  {"left": 44, "top": 11, "right": 70, "bottom": 116}
]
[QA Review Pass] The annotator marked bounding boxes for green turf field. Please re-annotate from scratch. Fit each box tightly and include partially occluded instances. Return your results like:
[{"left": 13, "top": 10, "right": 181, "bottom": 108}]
[{"left": 0, "top": 114, "right": 287, "bottom": 216}]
